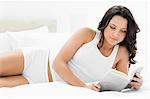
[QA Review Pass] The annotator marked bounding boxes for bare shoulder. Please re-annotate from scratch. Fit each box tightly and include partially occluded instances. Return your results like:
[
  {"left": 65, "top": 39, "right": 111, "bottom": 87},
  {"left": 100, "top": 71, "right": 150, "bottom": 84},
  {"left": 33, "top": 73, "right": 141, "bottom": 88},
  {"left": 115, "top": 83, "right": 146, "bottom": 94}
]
[
  {"left": 117, "top": 46, "right": 129, "bottom": 62},
  {"left": 114, "top": 45, "right": 129, "bottom": 65},
  {"left": 118, "top": 46, "right": 129, "bottom": 57},
  {"left": 54, "top": 27, "right": 96, "bottom": 63},
  {"left": 76, "top": 27, "right": 96, "bottom": 43},
  {"left": 114, "top": 46, "right": 129, "bottom": 74}
]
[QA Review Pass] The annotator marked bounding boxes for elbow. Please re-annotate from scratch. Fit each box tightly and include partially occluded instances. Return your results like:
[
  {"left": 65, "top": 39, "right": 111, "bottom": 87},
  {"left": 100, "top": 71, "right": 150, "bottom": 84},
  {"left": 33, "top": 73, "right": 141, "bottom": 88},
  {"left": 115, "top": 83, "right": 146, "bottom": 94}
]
[{"left": 52, "top": 58, "right": 66, "bottom": 73}]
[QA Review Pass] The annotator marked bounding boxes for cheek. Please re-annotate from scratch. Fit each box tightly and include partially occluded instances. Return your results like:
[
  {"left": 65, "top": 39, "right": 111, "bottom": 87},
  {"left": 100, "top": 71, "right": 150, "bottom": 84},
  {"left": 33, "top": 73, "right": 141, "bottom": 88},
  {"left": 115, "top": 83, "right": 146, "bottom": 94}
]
[
  {"left": 122, "top": 34, "right": 126, "bottom": 39},
  {"left": 104, "top": 32, "right": 110, "bottom": 40},
  {"left": 119, "top": 35, "right": 126, "bottom": 42},
  {"left": 104, "top": 29, "right": 112, "bottom": 37},
  {"left": 105, "top": 27, "right": 112, "bottom": 33}
]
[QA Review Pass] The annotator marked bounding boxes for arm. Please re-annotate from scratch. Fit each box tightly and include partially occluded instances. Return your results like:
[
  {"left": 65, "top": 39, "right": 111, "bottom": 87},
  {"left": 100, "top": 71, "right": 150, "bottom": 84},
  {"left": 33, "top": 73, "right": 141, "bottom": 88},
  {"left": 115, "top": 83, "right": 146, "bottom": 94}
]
[
  {"left": 115, "top": 46, "right": 143, "bottom": 90},
  {"left": 52, "top": 28, "right": 95, "bottom": 87},
  {"left": 115, "top": 46, "right": 129, "bottom": 75}
]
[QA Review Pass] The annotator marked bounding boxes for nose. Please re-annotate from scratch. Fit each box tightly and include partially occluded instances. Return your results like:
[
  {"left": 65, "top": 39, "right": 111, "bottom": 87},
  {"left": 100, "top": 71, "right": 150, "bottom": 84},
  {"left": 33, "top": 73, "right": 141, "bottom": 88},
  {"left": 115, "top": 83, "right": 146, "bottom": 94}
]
[{"left": 112, "top": 31, "right": 120, "bottom": 38}]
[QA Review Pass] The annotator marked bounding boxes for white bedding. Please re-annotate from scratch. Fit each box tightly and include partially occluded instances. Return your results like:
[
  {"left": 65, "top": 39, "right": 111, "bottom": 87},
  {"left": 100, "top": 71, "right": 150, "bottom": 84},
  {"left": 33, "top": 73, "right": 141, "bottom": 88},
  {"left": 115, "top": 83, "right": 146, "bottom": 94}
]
[
  {"left": 0, "top": 28, "right": 150, "bottom": 99},
  {"left": 1, "top": 81, "right": 150, "bottom": 99}
]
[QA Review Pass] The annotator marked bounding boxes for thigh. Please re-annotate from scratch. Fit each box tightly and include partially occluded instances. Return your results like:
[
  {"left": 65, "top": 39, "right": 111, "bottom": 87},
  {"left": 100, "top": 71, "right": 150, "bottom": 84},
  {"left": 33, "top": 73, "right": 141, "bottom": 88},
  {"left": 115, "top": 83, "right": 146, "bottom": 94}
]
[
  {"left": 0, "top": 50, "right": 24, "bottom": 76},
  {"left": 0, "top": 75, "right": 29, "bottom": 87}
]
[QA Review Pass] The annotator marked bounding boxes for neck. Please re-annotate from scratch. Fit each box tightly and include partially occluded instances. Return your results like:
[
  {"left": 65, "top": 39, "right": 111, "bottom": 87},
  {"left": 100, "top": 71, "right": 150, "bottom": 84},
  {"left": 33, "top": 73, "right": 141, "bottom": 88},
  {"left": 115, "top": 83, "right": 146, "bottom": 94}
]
[
  {"left": 98, "top": 40, "right": 114, "bottom": 51},
  {"left": 98, "top": 42, "right": 115, "bottom": 57}
]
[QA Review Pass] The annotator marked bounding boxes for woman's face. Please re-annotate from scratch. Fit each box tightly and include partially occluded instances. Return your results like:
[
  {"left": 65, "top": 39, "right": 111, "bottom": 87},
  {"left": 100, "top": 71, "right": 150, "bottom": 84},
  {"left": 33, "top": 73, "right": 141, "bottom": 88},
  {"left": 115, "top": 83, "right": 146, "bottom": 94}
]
[{"left": 103, "top": 15, "right": 127, "bottom": 46}]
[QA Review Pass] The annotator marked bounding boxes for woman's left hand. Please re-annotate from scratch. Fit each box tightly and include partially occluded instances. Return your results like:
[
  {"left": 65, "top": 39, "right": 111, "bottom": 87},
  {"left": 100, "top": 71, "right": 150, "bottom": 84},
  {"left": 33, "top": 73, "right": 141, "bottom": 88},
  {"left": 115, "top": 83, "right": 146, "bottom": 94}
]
[{"left": 129, "top": 73, "right": 143, "bottom": 90}]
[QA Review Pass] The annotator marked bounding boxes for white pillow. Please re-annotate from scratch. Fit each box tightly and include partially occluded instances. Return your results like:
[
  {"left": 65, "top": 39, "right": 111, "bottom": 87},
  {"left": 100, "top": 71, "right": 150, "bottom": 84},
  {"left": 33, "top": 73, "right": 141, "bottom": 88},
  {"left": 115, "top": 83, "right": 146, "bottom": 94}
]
[
  {"left": 7, "top": 26, "right": 49, "bottom": 50},
  {"left": 8, "top": 31, "right": 71, "bottom": 60},
  {"left": 0, "top": 33, "right": 13, "bottom": 54},
  {"left": 7, "top": 28, "right": 72, "bottom": 65},
  {"left": 9, "top": 26, "right": 49, "bottom": 34}
]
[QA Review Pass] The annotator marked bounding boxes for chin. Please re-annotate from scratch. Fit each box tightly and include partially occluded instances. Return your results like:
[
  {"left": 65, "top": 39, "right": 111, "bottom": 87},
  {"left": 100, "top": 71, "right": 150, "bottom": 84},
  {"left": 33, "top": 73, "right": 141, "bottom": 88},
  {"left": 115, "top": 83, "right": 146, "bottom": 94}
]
[{"left": 108, "top": 42, "right": 117, "bottom": 46}]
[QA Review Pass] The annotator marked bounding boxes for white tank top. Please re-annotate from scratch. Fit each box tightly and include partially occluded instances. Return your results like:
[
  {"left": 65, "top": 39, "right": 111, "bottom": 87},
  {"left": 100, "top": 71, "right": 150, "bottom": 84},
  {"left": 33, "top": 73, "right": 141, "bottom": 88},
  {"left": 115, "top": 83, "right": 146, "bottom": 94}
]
[{"left": 53, "top": 30, "right": 119, "bottom": 83}]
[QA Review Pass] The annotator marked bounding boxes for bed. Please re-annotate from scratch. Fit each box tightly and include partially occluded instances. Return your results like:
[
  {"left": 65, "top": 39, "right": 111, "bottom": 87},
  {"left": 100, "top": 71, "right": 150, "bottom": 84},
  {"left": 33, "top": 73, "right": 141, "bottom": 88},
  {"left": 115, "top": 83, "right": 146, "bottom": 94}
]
[
  {"left": 0, "top": 26, "right": 150, "bottom": 99},
  {"left": 0, "top": 1, "right": 149, "bottom": 98},
  {"left": 1, "top": 81, "right": 150, "bottom": 99}
]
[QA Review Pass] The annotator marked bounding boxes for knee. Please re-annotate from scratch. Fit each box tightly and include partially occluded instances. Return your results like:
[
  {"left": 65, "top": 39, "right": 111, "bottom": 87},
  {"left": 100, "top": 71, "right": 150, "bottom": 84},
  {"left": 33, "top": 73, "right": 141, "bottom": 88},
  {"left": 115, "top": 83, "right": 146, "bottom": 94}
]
[
  {"left": 0, "top": 59, "right": 4, "bottom": 76},
  {"left": 0, "top": 69, "right": 3, "bottom": 77}
]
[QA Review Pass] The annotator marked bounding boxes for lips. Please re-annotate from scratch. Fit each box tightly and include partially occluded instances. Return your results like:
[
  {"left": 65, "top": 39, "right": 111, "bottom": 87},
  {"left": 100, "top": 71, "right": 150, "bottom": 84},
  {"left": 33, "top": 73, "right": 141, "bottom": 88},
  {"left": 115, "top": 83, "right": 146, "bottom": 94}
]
[{"left": 110, "top": 37, "right": 118, "bottom": 41}]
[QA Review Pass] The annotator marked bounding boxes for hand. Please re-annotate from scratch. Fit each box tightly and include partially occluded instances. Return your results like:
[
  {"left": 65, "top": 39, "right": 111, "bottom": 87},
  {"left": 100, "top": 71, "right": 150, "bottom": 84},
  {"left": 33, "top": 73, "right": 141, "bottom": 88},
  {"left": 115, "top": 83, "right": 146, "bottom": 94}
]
[
  {"left": 129, "top": 73, "right": 143, "bottom": 90},
  {"left": 84, "top": 82, "right": 101, "bottom": 92}
]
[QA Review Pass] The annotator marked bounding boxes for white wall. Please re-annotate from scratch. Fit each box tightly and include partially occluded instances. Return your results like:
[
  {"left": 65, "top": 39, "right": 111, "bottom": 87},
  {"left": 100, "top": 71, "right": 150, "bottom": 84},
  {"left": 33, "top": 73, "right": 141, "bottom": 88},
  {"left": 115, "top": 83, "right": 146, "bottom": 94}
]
[
  {"left": 146, "top": 0, "right": 150, "bottom": 81},
  {"left": 0, "top": 0, "right": 149, "bottom": 81}
]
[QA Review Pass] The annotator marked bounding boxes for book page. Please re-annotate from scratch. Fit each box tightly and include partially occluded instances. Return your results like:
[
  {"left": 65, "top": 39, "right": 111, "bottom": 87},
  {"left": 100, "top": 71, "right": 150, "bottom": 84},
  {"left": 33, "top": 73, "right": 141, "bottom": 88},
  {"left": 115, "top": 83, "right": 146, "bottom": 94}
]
[{"left": 99, "top": 69, "right": 130, "bottom": 91}]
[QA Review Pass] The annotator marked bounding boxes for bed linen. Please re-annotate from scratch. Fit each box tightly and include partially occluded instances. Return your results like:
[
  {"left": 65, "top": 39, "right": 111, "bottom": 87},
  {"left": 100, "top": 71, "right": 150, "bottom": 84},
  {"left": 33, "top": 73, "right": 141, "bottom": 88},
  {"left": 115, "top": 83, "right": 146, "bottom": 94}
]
[
  {"left": 0, "top": 81, "right": 150, "bottom": 99},
  {"left": 0, "top": 27, "right": 149, "bottom": 99}
]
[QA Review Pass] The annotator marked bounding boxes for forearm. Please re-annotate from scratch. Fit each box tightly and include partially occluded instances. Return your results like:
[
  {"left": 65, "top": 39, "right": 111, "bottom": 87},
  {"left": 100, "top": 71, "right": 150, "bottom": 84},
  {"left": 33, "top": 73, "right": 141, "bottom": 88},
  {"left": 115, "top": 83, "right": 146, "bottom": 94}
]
[{"left": 53, "top": 61, "right": 86, "bottom": 87}]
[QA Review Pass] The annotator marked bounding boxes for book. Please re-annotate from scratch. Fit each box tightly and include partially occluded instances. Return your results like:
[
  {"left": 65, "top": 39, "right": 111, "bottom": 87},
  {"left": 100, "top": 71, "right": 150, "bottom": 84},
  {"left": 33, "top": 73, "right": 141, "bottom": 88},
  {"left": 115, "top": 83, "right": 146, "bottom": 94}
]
[{"left": 98, "top": 66, "right": 143, "bottom": 91}]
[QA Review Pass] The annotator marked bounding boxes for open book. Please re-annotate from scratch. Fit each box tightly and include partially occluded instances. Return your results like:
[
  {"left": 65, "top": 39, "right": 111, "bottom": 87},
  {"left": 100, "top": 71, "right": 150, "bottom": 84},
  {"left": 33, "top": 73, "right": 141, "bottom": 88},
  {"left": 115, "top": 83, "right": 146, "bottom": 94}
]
[{"left": 98, "top": 66, "right": 143, "bottom": 91}]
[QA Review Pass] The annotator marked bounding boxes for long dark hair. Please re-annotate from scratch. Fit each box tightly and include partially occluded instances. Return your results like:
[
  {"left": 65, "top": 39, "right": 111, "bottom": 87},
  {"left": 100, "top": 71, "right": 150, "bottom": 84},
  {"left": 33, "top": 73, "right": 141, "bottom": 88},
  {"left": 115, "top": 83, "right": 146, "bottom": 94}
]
[{"left": 97, "top": 5, "right": 140, "bottom": 66}]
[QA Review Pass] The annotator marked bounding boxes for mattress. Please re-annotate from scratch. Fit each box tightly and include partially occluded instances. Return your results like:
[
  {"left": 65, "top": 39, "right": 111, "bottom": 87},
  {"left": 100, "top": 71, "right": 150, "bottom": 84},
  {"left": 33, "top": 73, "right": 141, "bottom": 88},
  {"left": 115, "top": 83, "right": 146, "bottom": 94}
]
[{"left": 1, "top": 81, "right": 150, "bottom": 99}]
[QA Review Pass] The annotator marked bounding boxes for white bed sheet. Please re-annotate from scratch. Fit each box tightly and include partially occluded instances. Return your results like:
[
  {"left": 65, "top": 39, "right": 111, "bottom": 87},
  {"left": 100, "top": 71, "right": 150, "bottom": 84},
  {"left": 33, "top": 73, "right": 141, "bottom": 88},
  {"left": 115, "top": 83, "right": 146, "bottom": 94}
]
[{"left": 1, "top": 81, "right": 150, "bottom": 99}]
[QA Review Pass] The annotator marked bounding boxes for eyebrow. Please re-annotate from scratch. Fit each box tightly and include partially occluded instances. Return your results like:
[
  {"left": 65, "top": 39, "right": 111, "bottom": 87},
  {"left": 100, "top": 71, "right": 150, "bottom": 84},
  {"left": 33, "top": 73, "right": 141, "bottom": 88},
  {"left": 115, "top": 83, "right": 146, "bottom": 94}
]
[{"left": 109, "top": 23, "right": 127, "bottom": 30}]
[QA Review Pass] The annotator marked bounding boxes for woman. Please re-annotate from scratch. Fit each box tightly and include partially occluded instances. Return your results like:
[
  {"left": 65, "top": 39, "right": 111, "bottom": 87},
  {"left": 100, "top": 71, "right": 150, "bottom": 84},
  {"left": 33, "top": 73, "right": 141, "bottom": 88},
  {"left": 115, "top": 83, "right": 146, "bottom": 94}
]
[
  {"left": 52, "top": 5, "right": 143, "bottom": 91},
  {"left": 0, "top": 5, "right": 143, "bottom": 92}
]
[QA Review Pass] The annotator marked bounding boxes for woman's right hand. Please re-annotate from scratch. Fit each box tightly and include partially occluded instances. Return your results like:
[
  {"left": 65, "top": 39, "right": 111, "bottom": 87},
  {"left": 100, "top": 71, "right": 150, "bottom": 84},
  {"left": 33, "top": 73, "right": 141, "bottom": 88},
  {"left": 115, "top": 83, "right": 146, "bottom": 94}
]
[{"left": 84, "top": 82, "right": 101, "bottom": 92}]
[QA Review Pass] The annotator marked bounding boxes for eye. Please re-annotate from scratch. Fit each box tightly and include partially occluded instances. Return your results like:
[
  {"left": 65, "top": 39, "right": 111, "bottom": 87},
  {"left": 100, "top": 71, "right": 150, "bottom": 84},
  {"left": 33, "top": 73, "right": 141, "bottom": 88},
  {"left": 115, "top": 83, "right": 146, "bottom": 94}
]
[
  {"left": 121, "top": 30, "right": 127, "bottom": 33},
  {"left": 110, "top": 25, "right": 115, "bottom": 29}
]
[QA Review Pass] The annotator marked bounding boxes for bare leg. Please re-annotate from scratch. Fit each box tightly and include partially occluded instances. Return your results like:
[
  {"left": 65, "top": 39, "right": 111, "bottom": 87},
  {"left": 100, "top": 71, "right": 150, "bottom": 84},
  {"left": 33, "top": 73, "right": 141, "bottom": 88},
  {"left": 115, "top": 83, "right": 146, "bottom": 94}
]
[
  {"left": 0, "top": 75, "right": 29, "bottom": 87},
  {"left": 0, "top": 50, "right": 24, "bottom": 76},
  {"left": 0, "top": 50, "right": 29, "bottom": 87}
]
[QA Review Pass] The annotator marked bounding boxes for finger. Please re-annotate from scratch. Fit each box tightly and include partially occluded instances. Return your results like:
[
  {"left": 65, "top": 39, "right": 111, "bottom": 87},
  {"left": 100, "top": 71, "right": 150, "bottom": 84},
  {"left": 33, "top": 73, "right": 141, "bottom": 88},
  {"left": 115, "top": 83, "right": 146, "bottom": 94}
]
[
  {"left": 132, "top": 77, "right": 143, "bottom": 84},
  {"left": 130, "top": 82, "right": 141, "bottom": 87},
  {"left": 94, "top": 84, "right": 101, "bottom": 91},
  {"left": 95, "top": 83, "right": 101, "bottom": 89},
  {"left": 130, "top": 85, "right": 140, "bottom": 90},
  {"left": 132, "top": 84, "right": 141, "bottom": 90},
  {"left": 134, "top": 77, "right": 143, "bottom": 83},
  {"left": 92, "top": 86, "right": 101, "bottom": 92},
  {"left": 135, "top": 73, "right": 142, "bottom": 79}
]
